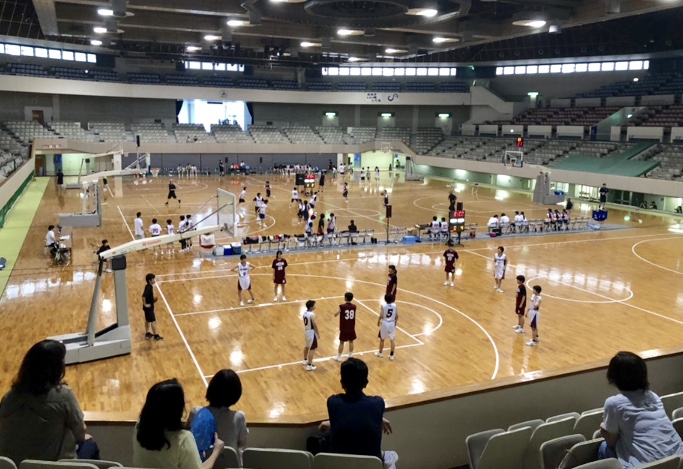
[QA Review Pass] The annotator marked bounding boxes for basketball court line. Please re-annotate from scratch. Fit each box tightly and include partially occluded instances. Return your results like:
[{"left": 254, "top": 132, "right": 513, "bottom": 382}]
[
  {"left": 202, "top": 343, "right": 424, "bottom": 377},
  {"left": 525, "top": 276, "right": 634, "bottom": 304},
  {"left": 465, "top": 249, "right": 683, "bottom": 328},
  {"left": 631, "top": 236, "right": 683, "bottom": 276},
  {"left": 117, "top": 205, "right": 135, "bottom": 240},
  {"left": 356, "top": 299, "right": 424, "bottom": 345},
  {"left": 156, "top": 282, "right": 209, "bottom": 387},
  {"left": 397, "top": 300, "right": 444, "bottom": 336},
  {"left": 171, "top": 294, "right": 341, "bottom": 317}
]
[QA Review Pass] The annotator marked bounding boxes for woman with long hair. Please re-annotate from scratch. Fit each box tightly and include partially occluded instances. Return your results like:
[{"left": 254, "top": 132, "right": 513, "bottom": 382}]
[
  {"left": 0, "top": 340, "right": 96, "bottom": 464},
  {"left": 133, "top": 379, "right": 224, "bottom": 469}
]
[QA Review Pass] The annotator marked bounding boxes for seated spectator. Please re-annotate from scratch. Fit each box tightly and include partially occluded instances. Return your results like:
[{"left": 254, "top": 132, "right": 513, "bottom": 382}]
[
  {"left": 650, "top": 201, "right": 658, "bottom": 210},
  {"left": 561, "top": 209, "right": 570, "bottom": 227},
  {"left": 511, "top": 211, "right": 521, "bottom": 232},
  {"left": 134, "top": 379, "right": 225, "bottom": 469},
  {"left": 428, "top": 216, "right": 440, "bottom": 239},
  {"left": 0, "top": 340, "right": 99, "bottom": 465},
  {"left": 500, "top": 213, "right": 510, "bottom": 233},
  {"left": 46, "top": 224, "right": 57, "bottom": 254},
  {"left": 487, "top": 215, "right": 499, "bottom": 233},
  {"left": 439, "top": 217, "right": 449, "bottom": 238},
  {"left": 676, "top": 205, "right": 682, "bottom": 214},
  {"left": 599, "top": 351, "right": 683, "bottom": 468},
  {"left": 318, "top": 358, "right": 398, "bottom": 469},
  {"left": 544, "top": 209, "right": 554, "bottom": 231},
  {"left": 348, "top": 220, "right": 358, "bottom": 233},
  {"left": 191, "top": 370, "right": 247, "bottom": 466}
]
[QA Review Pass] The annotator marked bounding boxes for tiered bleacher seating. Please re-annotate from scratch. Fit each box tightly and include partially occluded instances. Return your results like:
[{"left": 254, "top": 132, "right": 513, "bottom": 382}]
[
  {"left": 406, "top": 82, "right": 436, "bottom": 92},
  {"left": 203, "top": 76, "right": 235, "bottom": 88},
  {"left": 647, "top": 145, "right": 683, "bottom": 180},
  {"left": 92, "top": 69, "right": 120, "bottom": 82},
  {"left": 173, "top": 124, "right": 213, "bottom": 143},
  {"left": 211, "top": 124, "right": 254, "bottom": 143},
  {"left": 338, "top": 82, "right": 367, "bottom": 92},
  {"left": 629, "top": 104, "right": 683, "bottom": 127},
  {"left": 6, "top": 63, "right": 48, "bottom": 77},
  {"left": 128, "top": 73, "right": 161, "bottom": 84},
  {"left": 282, "top": 126, "right": 324, "bottom": 144},
  {"left": 238, "top": 78, "right": 268, "bottom": 89},
  {"left": 316, "top": 126, "right": 344, "bottom": 144},
  {"left": 493, "top": 106, "right": 621, "bottom": 126},
  {"left": 658, "top": 73, "right": 683, "bottom": 95},
  {"left": 372, "top": 82, "right": 401, "bottom": 92},
  {"left": 0, "top": 130, "right": 24, "bottom": 155},
  {"left": 307, "top": 81, "right": 333, "bottom": 91},
  {"left": 166, "top": 74, "right": 199, "bottom": 86},
  {"left": 272, "top": 80, "right": 299, "bottom": 90},
  {"left": 414, "top": 127, "right": 444, "bottom": 154},
  {"left": 440, "top": 82, "right": 469, "bottom": 93},
  {"left": 248, "top": 125, "right": 290, "bottom": 144},
  {"left": 88, "top": 122, "right": 127, "bottom": 142},
  {"left": 378, "top": 127, "right": 410, "bottom": 145},
  {"left": 0, "top": 152, "right": 25, "bottom": 182},
  {"left": 564, "top": 142, "right": 632, "bottom": 158},
  {"left": 132, "top": 122, "right": 169, "bottom": 143},
  {"left": 576, "top": 72, "right": 683, "bottom": 98},
  {"left": 3, "top": 121, "right": 55, "bottom": 144},
  {"left": 47, "top": 122, "right": 85, "bottom": 140},
  {"left": 51, "top": 66, "right": 89, "bottom": 80},
  {"left": 347, "top": 127, "right": 376, "bottom": 144}
]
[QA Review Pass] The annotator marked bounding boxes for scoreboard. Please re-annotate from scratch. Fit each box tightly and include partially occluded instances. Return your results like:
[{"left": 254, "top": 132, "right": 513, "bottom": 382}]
[
  {"left": 304, "top": 174, "right": 316, "bottom": 194},
  {"left": 450, "top": 210, "right": 466, "bottom": 233}
]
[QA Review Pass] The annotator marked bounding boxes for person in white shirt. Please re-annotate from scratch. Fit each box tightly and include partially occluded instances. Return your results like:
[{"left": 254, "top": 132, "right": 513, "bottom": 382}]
[
  {"left": 302, "top": 300, "right": 320, "bottom": 371},
  {"left": 339, "top": 163, "right": 345, "bottom": 177},
  {"left": 599, "top": 352, "right": 683, "bottom": 467},
  {"left": 493, "top": 246, "right": 507, "bottom": 293},
  {"left": 165, "top": 219, "right": 175, "bottom": 254},
  {"left": 525, "top": 285, "right": 541, "bottom": 346},
  {"left": 258, "top": 200, "right": 268, "bottom": 225},
  {"left": 148, "top": 218, "right": 163, "bottom": 255},
  {"left": 291, "top": 188, "right": 299, "bottom": 205},
  {"left": 238, "top": 187, "right": 246, "bottom": 206},
  {"left": 134, "top": 212, "right": 145, "bottom": 240},
  {"left": 429, "top": 216, "right": 441, "bottom": 240},
  {"left": 327, "top": 213, "right": 336, "bottom": 234},
  {"left": 45, "top": 225, "right": 57, "bottom": 254},
  {"left": 376, "top": 294, "right": 398, "bottom": 361},
  {"left": 487, "top": 215, "right": 499, "bottom": 233},
  {"left": 500, "top": 213, "right": 511, "bottom": 234},
  {"left": 512, "top": 211, "right": 523, "bottom": 233},
  {"left": 231, "top": 255, "right": 255, "bottom": 306},
  {"left": 375, "top": 166, "right": 380, "bottom": 182}
]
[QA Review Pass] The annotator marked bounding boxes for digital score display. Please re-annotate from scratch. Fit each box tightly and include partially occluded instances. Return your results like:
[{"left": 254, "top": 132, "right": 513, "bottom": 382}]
[{"left": 450, "top": 210, "right": 466, "bottom": 232}]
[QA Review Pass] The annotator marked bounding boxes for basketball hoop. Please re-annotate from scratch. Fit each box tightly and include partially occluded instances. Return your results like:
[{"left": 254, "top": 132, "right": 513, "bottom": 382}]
[
  {"left": 200, "top": 234, "right": 216, "bottom": 250},
  {"left": 381, "top": 142, "right": 391, "bottom": 154},
  {"left": 151, "top": 168, "right": 160, "bottom": 177}
]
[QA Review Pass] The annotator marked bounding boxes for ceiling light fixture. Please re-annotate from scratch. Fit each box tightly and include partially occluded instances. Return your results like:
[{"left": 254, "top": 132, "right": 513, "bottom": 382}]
[
  {"left": 338, "top": 29, "right": 353, "bottom": 35},
  {"left": 300, "top": 41, "right": 317, "bottom": 47},
  {"left": 93, "top": 26, "right": 107, "bottom": 34},
  {"left": 186, "top": 46, "right": 201, "bottom": 52},
  {"left": 512, "top": 19, "right": 547, "bottom": 28},
  {"left": 227, "top": 20, "right": 245, "bottom": 27},
  {"left": 97, "top": 8, "right": 114, "bottom": 16},
  {"left": 385, "top": 48, "right": 407, "bottom": 54},
  {"left": 416, "top": 8, "right": 438, "bottom": 16},
  {"left": 90, "top": 39, "right": 103, "bottom": 46},
  {"left": 204, "top": 35, "right": 221, "bottom": 41},
  {"left": 432, "top": 37, "right": 448, "bottom": 43},
  {"left": 347, "top": 57, "right": 364, "bottom": 62}
]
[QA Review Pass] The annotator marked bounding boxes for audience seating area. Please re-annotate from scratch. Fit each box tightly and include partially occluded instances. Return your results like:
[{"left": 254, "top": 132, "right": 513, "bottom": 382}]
[
  {"left": 131, "top": 122, "right": 170, "bottom": 143},
  {"left": 2, "top": 122, "right": 55, "bottom": 145},
  {"left": 576, "top": 71, "right": 683, "bottom": 98},
  {"left": 466, "top": 392, "right": 683, "bottom": 469},
  {"left": 316, "top": 126, "right": 344, "bottom": 144},
  {"left": 346, "top": 127, "right": 377, "bottom": 144},
  {"left": 211, "top": 124, "right": 254, "bottom": 144},
  {"left": 378, "top": 127, "right": 410, "bottom": 145},
  {"left": 492, "top": 107, "right": 621, "bottom": 127},
  {"left": 0, "top": 152, "right": 25, "bottom": 183},
  {"left": 173, "top": 124, "right": 214, "bottom": 143},
  {"left": 282, "top": 126, "right": 324, "bottom": 144},
  {"left": 47, "top": 122, "right": 85, "bottom": 140},
  {"left": 249, "top": 125, "right": 290, "bottom": 144},
  {"left": 88, "top": 122, "right": 127, "bottom": 143}
]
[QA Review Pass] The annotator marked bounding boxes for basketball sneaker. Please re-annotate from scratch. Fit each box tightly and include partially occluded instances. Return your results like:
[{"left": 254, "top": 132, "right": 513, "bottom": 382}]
[
  {"left": 450, "top": 282, "right": 454, "bottom": 287},
  {"left": 333, "top": 355, "right": 343, "bottom": 362},
  {"left": 389, "top": 354, "right": 395, "bottom": 361},
  {"left": 526, "top": 340, "right": 537, "bottom": 347},
  {"left": 282, "top": 296, "right": 286, "bottom": 301},
  {"left": 375, "top": 352, "right": 384, "bottom": 358},
  {"left": 497, "top": 289, "right": 504, "bottom": 293},
  {"left": 273, "top": 296, "right": 278, "bottom": 302},
  {"left": 306, "top": 365, "right": 317, "bottom": 371},
  {"left": 443, "top": 281, "right": 449, "bottom": 286},
  {"left": 145, "top": 332, "right": 153, "bottom": 339},
  {"left": 303, "top": 360, "right": 308, "bottom": 366},
  {"left": 515, "top": 328, "right": 524, "bottom": 334},
  {"left": 240, "top": 301, "right": 245, "bottom": 306},
  {"left": 247, "top": 299, "right": 254, "bottom": 304},
  {"left": 153, "top": 335, "right": 164, "bottom": 341},
  {"left": 513, "top": 325, "right": 521, "bottom": 330}
]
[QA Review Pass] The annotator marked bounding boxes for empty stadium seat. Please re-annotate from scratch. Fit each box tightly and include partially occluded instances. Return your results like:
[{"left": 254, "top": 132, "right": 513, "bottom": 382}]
[
  {"left": 547, "top": 412, "right": 580, "bottom": 424},
  {"left": 0, "top": 457, "right": 17, "bottom": 469},
  {"left": 313, "top": 453, "right": 383, "bottom": 469},
  {"left": 20, "top": 462, "right": 98, "bottom": 469},
  {"left": 243, "top": 448, "right": 313, "bottom": 469},
  {"left": 571, "top": 460, "right": 622, "bottom": 469},
  {"left": 639, "top": 457, "right": 680, "bottom": 469},
  {"left": 524, "top": 417, "right": 578, "bottom": 469},
  {"left": 572, "top": 409, "right": 603, "bottom": 440},
  {"left": 508, "top": 419, "right": 545, "bottom": 432},
  {"left": 539, "top": 434, "right": 586, "bottom": 469},
  {"left": 466, "top": 426, "right": 532, "bottom": 469},
  {"left": 215, "top": 446, "right": 240, "bottom": 468},
  {"left": 661, "top": 392, "right": 683, "bottom": 418},
  {"left": 557, "top": 438, "right": 603, "bottom": 468},
  {"left": 59, "top": 461, "right": 121, "bottom": 469}
]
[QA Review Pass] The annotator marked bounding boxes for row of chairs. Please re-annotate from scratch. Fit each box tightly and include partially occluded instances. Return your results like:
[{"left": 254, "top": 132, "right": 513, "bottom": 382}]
[
  {"left": 0, "top": 449, "right": 383, "bottom": 469},
  {"left": 241, "top": 230, "right": 376, "bottom": 253},
  {"left": 468, "top": 390, "right": 683, "bottom": 469},
  {"left": 491, "top": 217, "right": 592, "bottom": 235}
]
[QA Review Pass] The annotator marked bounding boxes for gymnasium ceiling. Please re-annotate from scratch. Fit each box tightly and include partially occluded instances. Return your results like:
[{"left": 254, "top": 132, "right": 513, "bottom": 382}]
[{"left": 2, "top": 0, "right": 683, "bottom": 66}]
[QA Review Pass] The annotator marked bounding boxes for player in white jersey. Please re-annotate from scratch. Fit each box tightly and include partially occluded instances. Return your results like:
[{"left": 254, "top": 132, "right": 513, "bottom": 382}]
[
  {"left": 134, "top": 212, "right": 145, "bottom": 239},
  {"left": 291, "top": 187, "right": 299, "bottom": 205},
  {"left": 258, "top": 200, "right": 268, "bottom": 225},
  {"left": 238, "top": 187, "right": 247, "bottom": 205},
  {"left": 376, "top": 293, "right": 398, "bottom": 361},
  {"left": 231, "top": 254, "right": 255, "bottom": 306},
  {"left": 526, "top": 285, "right": 542, "bottom": 347},
  {"left": 148, "top": 218, "right": 163, "bottom": 255},
  {"left": 302, "top": 300, "right": 320, "bottom": 371},
  {"left": 253, "top": 193, "right": 263, "bottom": 215},
  {"left": 493, "top": 246, "right": 507, "bottom": 293},
  {"left": 165, "top": 219, "right": 175, "bottom": 254}
]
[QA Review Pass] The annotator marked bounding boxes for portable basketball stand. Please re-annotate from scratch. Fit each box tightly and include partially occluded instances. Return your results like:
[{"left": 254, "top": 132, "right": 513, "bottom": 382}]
[{"left": 49, "top": 224, "right": 228, "bottom": 364}]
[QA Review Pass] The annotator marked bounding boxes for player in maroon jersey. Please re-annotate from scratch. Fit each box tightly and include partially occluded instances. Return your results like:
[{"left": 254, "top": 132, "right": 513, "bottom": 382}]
[
  {"left": 271, "top": 250, "right": 288, "bottom": 302},
  {"left": 333, "top": 292, "right": 357, "bottom": 362},
  {"left": 386, "top": 265, "right": 397, "bottom": 300},
  {"left": 443, "top": 240, "right": 460, "bottom": 287},
  {"left": 513, "top": 275, "right": 527, "bottom": 334}
]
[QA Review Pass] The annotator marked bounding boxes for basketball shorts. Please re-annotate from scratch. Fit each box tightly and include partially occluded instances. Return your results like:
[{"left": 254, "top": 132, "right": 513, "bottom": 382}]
[
  {"left": 144, "top": 308, "right": 156, "bottom": 323},
  {"left": 378, "top": 321, "right": 396, "bottom": 341},
  {"left": 135, "top": 234, "right": 144, "bottom": 240},
  {"left": 305, "top": 330, "right": 318, "bottom": 350},
  {"left": 168, "top": 192, "right": 176, "bottom": 199},
  {"left": 238, "top": 277, "right": 251, "bottom": 291},
  {"left": 529, "top": 309, "right": 539, "bottom": 329},
  {"left": 259, "top": 213, "right": 265, "bottom": 220},
  {"left": 515, "top": 305, "right": 525, "bottom": 316},
  {"left": 274, "top": 277, "right": 286, "bottom": 285},
  {"left": 445, "top": 265, "right": 455, "bottom": 274},
  {"left": 339, "top": 327, "right": 357, "bottom": 342},
  {"left": 494, "top": 266, "right": 505, "bottom": 280},
  {"left": 239, "top": 198, "right": 245, "bottom": 203}
]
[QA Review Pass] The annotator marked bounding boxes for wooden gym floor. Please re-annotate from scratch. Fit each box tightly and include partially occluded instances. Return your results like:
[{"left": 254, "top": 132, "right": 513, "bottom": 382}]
[{"left": 0, "top": 170, "right": 682, "bottom": 423}]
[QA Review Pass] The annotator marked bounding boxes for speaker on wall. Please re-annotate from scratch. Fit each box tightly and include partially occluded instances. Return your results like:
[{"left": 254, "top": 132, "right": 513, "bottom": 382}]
[{"left": 136, "top": 135, "right": 141, "bottom": 147}]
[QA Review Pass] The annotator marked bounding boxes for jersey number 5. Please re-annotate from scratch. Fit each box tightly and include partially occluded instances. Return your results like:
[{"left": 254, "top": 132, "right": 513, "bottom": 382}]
[{"left": 386, "top": 309, "right": 393, "bottom": 318}]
